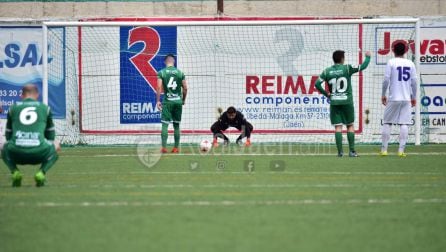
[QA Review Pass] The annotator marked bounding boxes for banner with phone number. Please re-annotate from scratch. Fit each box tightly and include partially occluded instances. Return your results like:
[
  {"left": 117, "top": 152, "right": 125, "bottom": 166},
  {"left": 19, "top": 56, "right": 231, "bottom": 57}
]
[{"left": 0, "top": 27, "right": 65, "bottom": 119}]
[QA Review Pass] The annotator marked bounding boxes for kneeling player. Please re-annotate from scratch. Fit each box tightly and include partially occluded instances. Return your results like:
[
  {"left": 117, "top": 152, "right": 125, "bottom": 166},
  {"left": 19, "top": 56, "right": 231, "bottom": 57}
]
[
  {"left": 1, "top": 84, "right": 60, "bottom": 187},
  {"left": 211, "top": 106, "right": 253, "bottom": 147}
]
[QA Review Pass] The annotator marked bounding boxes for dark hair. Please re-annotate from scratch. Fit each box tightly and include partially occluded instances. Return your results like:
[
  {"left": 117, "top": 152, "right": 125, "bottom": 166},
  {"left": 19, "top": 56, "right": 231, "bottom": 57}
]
[
  {"left": 393, "top": 42, "right": 406, "bottom": 56},
  {"left": 164, "top": 53, "right": 175, "bottom": 60},
  {"left": 227, "top": 106, "right": 236, "bottom": 114},
  {"left": 22, "top": 84, "right": 39, "bottom": 95},
  {"left": 332, "top": 50, "right": 345, "bottom": 64}
]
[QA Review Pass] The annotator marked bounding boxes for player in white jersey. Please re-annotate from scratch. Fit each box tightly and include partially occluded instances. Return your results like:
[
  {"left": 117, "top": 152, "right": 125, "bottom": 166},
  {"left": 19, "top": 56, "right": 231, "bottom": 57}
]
[{"left": 380, "top": 42, "right": 417, "bottom": 157}]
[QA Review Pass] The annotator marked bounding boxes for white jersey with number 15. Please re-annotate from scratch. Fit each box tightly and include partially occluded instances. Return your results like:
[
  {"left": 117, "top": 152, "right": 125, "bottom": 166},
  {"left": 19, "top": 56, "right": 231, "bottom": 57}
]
[{"left": 384, "top": 57, "right": 417, "bottom": 101}]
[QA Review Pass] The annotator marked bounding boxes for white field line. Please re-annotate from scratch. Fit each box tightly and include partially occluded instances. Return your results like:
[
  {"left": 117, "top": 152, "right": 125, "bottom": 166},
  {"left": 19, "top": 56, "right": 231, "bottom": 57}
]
[
  {"left": 61, "top": 152, "right": 446, "bottom": 157},
  {"left": 54, "top": 183, "right": 442, "bottom": 189},
  {"left": 58, "top": 170, "right": 444, "bottom": 175},
  {"left": 1, "top": 170, "right": 442, "bottom": 176},
  {"left": 1, "top": 198, "right": 445, "bottom": 208}
]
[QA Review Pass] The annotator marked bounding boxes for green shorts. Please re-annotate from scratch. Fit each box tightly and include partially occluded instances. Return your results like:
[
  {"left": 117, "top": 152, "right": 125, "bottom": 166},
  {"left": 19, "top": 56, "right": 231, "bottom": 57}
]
[
  {"left": 161, "top": 102, "right": 183, "bottom": 124},
  {"left": 2, "top": 141, "right": 57, "bottom": 165},
  {"left": 330, "top": 104, "right": 355, "bottom": 126}
]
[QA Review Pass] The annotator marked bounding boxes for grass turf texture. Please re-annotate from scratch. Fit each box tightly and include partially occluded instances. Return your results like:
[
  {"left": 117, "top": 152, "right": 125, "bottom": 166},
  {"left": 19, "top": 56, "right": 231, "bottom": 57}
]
[{"left": 0, "top": 144, "right": 445, "bottom": 252}]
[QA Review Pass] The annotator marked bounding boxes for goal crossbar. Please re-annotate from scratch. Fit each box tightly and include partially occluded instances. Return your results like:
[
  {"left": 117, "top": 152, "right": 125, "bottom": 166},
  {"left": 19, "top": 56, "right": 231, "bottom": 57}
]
[{"left": 42, "top": 18, "right": 419, "bottom": 27}]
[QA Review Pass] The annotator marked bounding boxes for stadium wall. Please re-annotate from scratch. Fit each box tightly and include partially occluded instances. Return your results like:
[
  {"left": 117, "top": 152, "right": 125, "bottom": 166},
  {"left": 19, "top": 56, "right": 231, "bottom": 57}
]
[{"left": 0, "top": 0, "right": 445, "bottom": 19}]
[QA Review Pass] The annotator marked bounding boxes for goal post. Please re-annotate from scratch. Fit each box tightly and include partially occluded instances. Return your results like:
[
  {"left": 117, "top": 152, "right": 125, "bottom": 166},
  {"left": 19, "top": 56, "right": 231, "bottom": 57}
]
[
  {"left": 42, "top": 18, "right": 424, "bottom": 146},
  {"left": 415, "top": 20, "right": 421, "bottom": 145}
]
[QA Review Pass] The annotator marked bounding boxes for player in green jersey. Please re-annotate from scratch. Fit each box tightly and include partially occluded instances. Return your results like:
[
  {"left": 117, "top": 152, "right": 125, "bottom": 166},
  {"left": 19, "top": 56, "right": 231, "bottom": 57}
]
[
  {"left": 156, "top": 54, "right": 188, "bottom": 153},
  {"left": 1, "top": 84, "right": 60, "bottom": 187},
  {"left": 315, "top": 50, "right": 371, "bottom": 157}
]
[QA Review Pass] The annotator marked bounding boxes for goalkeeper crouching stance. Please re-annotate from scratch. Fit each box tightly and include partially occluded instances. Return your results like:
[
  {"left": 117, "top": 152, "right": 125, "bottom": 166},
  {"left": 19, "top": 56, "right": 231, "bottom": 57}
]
[
  {"left": 211, "top": 106, "right": 253, "bottom": 147},
  {"left": 1, "top": 84, "right": 60, "bottom": 187}
]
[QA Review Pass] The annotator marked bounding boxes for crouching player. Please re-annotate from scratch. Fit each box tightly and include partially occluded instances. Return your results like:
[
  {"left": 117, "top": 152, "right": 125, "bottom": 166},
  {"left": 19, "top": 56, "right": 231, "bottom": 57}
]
[
  {"left": 1, "top": 84, "right": 60, "bottom": 187},
  {"left": 211, "top": 106, "right": 253, "bottom": 147}
]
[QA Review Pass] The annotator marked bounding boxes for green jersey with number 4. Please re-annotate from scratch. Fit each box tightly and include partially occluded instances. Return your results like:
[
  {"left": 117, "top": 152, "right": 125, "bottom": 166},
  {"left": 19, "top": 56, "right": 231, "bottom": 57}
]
[
  {"left": 157, "top": 66, "right": 185, "bottom": 105},
  {"left": 316, "top": 55, "right": 370, "bottom": 106},
  {"left": 6, "top": 98, "right": 55, "bottom": 148}
]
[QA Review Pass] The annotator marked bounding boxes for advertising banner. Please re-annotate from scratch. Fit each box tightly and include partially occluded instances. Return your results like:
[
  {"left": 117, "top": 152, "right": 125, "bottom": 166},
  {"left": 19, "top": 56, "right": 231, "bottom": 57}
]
[
  {"left": 119, "top": 26, "right": 177, "bottom": 124},
  {"left": 0, "top": 27, "right": 66, "bottom": 118}
]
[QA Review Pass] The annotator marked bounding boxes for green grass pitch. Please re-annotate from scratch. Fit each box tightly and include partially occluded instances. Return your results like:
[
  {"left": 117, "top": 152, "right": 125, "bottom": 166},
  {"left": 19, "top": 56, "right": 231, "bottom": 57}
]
[{"left": 1, "top": 144, "right": 446, "bottom": 252}]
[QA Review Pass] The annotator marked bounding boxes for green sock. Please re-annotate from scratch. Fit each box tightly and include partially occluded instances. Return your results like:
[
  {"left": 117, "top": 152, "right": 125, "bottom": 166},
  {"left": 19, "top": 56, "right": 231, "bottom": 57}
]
[
  {"left": 1, "top": 147, "right": 17, "bottom": 173},
  {"left": 40, "top": 153, "right": 58, "bottom": 174},
  {"left": 161, "top": 123, "right": 168, "bottom": 148},
  {"left": 173, "top": 123, "right": 180, "bottom": 148},
  {"left": 335, "top": 132, "right": 343, "bottom": 154},
  {"left": 347, "top": 132, "right": 355, "bottom": 152}
]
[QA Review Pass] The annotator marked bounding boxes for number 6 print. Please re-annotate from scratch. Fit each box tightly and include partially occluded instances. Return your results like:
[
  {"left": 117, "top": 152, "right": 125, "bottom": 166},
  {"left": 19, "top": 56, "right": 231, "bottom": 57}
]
[{"left": 19, "top": 107, "right": 38, "bottom": 125}]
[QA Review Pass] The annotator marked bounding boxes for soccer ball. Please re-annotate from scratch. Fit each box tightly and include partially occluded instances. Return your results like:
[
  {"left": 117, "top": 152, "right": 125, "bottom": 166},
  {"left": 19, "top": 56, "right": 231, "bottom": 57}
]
[{"left": 199, "top": 140, "right": 212, "bottom": 153}]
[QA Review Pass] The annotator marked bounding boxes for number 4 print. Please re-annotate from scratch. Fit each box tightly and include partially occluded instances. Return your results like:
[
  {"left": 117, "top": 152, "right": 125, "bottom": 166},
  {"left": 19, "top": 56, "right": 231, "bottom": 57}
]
[
  {"left": 167, "top": 77, "right": 178, "bottom": 90},
  {"left": 128, "top": 27, "right": 161, "bottom": 91}
]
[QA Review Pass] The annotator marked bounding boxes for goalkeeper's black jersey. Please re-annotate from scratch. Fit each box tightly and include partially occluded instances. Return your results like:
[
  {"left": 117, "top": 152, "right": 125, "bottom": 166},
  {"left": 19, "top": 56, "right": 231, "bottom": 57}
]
[{"left": 219, "top": 111, "right": 247, "bottom": 128}]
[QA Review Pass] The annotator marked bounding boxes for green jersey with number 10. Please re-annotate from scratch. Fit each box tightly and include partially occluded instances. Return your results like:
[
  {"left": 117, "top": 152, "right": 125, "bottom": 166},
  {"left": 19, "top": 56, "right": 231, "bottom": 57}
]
[
  {"left": 157, "top": 66, "right": 185, "bottom": 105},
  {"left": 317, "top": 55, "right": 370, "bottom": 106}
]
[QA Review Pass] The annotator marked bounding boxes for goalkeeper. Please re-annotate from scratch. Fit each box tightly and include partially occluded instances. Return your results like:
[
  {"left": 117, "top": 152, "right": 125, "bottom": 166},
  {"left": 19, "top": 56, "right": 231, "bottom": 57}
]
[
  {"left": 315, "top": 50, "right": 371, "bottom": 157},
  {"left": 156, "top": 54, "right": 188, "bottom": 153},
  {"left": 211, "top": 106, "right": 253, "bottom": 147},
  {"left": 1, "top": 84, "right": 60, "bottom": 187}
]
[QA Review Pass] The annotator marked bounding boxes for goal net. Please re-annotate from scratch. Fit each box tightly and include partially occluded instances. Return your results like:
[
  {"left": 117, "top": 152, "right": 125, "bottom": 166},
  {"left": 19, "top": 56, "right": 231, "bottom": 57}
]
[{"left": 44, "top": 18, "right": 427, "bottom": 146}]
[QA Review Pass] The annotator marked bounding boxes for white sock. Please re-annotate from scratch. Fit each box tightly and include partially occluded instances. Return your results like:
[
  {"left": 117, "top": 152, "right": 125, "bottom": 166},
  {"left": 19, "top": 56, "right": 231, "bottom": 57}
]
[
  {"left": 381, "top": 124, "right": 391, "bottom": 152},
  {"left": 399, "top": 125, "right": 409, "bottom": 153}
]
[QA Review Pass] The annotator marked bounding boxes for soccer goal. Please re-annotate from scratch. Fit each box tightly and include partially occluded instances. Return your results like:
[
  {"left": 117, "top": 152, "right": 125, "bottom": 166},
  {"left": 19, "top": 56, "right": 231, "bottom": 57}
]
[{"left": 42, "top": 18, "right": 425, "bottom": 146}]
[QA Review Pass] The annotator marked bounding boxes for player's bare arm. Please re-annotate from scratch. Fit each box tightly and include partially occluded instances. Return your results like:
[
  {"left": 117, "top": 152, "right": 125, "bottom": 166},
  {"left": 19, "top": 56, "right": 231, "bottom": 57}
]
[
  {"left": 410, "top": 75, "right": 417, "bottom": 107},
  {"left": 182, "top": 80, "right": 188, "bottom": 105},
  {"left": 381, "top": 96, "right": 388, "bottom": 106},
  {"left": 381, "top": 57, "right": 391, "bottom": 107},
  {"left": 382, "top": 78, "right": 389, "bottom": 106},
  {"left": 156, "top": 78, "right": 163, "bottom": 110}
]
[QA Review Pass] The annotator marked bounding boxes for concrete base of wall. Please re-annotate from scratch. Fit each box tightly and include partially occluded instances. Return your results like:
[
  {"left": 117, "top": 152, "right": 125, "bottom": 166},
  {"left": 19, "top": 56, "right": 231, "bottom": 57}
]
[{"left": 0, "top": 0, "right": 445, "bottom": 20}]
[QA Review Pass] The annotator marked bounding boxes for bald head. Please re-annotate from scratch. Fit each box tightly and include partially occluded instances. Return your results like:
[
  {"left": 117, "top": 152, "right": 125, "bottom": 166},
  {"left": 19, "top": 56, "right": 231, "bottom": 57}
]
[{"left": 21, "top": 84, "right": 39, "bottom": 100}]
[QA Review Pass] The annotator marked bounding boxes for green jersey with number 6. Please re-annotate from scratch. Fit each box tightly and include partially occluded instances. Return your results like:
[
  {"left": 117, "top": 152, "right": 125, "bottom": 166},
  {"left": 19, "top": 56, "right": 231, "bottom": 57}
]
[
  {"left": 6, "top": 98, "right": 55, "bottom": 148},
  {"left": 157, "top": 66, "right": 185, "bottom": 105},
  {"left": 317, "top": 56, "right": 370, "bottom": 106}
]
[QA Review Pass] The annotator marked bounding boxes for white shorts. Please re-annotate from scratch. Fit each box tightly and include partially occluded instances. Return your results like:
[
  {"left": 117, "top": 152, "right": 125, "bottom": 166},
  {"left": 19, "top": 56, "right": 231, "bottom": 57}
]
[{"left": 383, "top": 101, "right": 413, "bottom": 125}]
